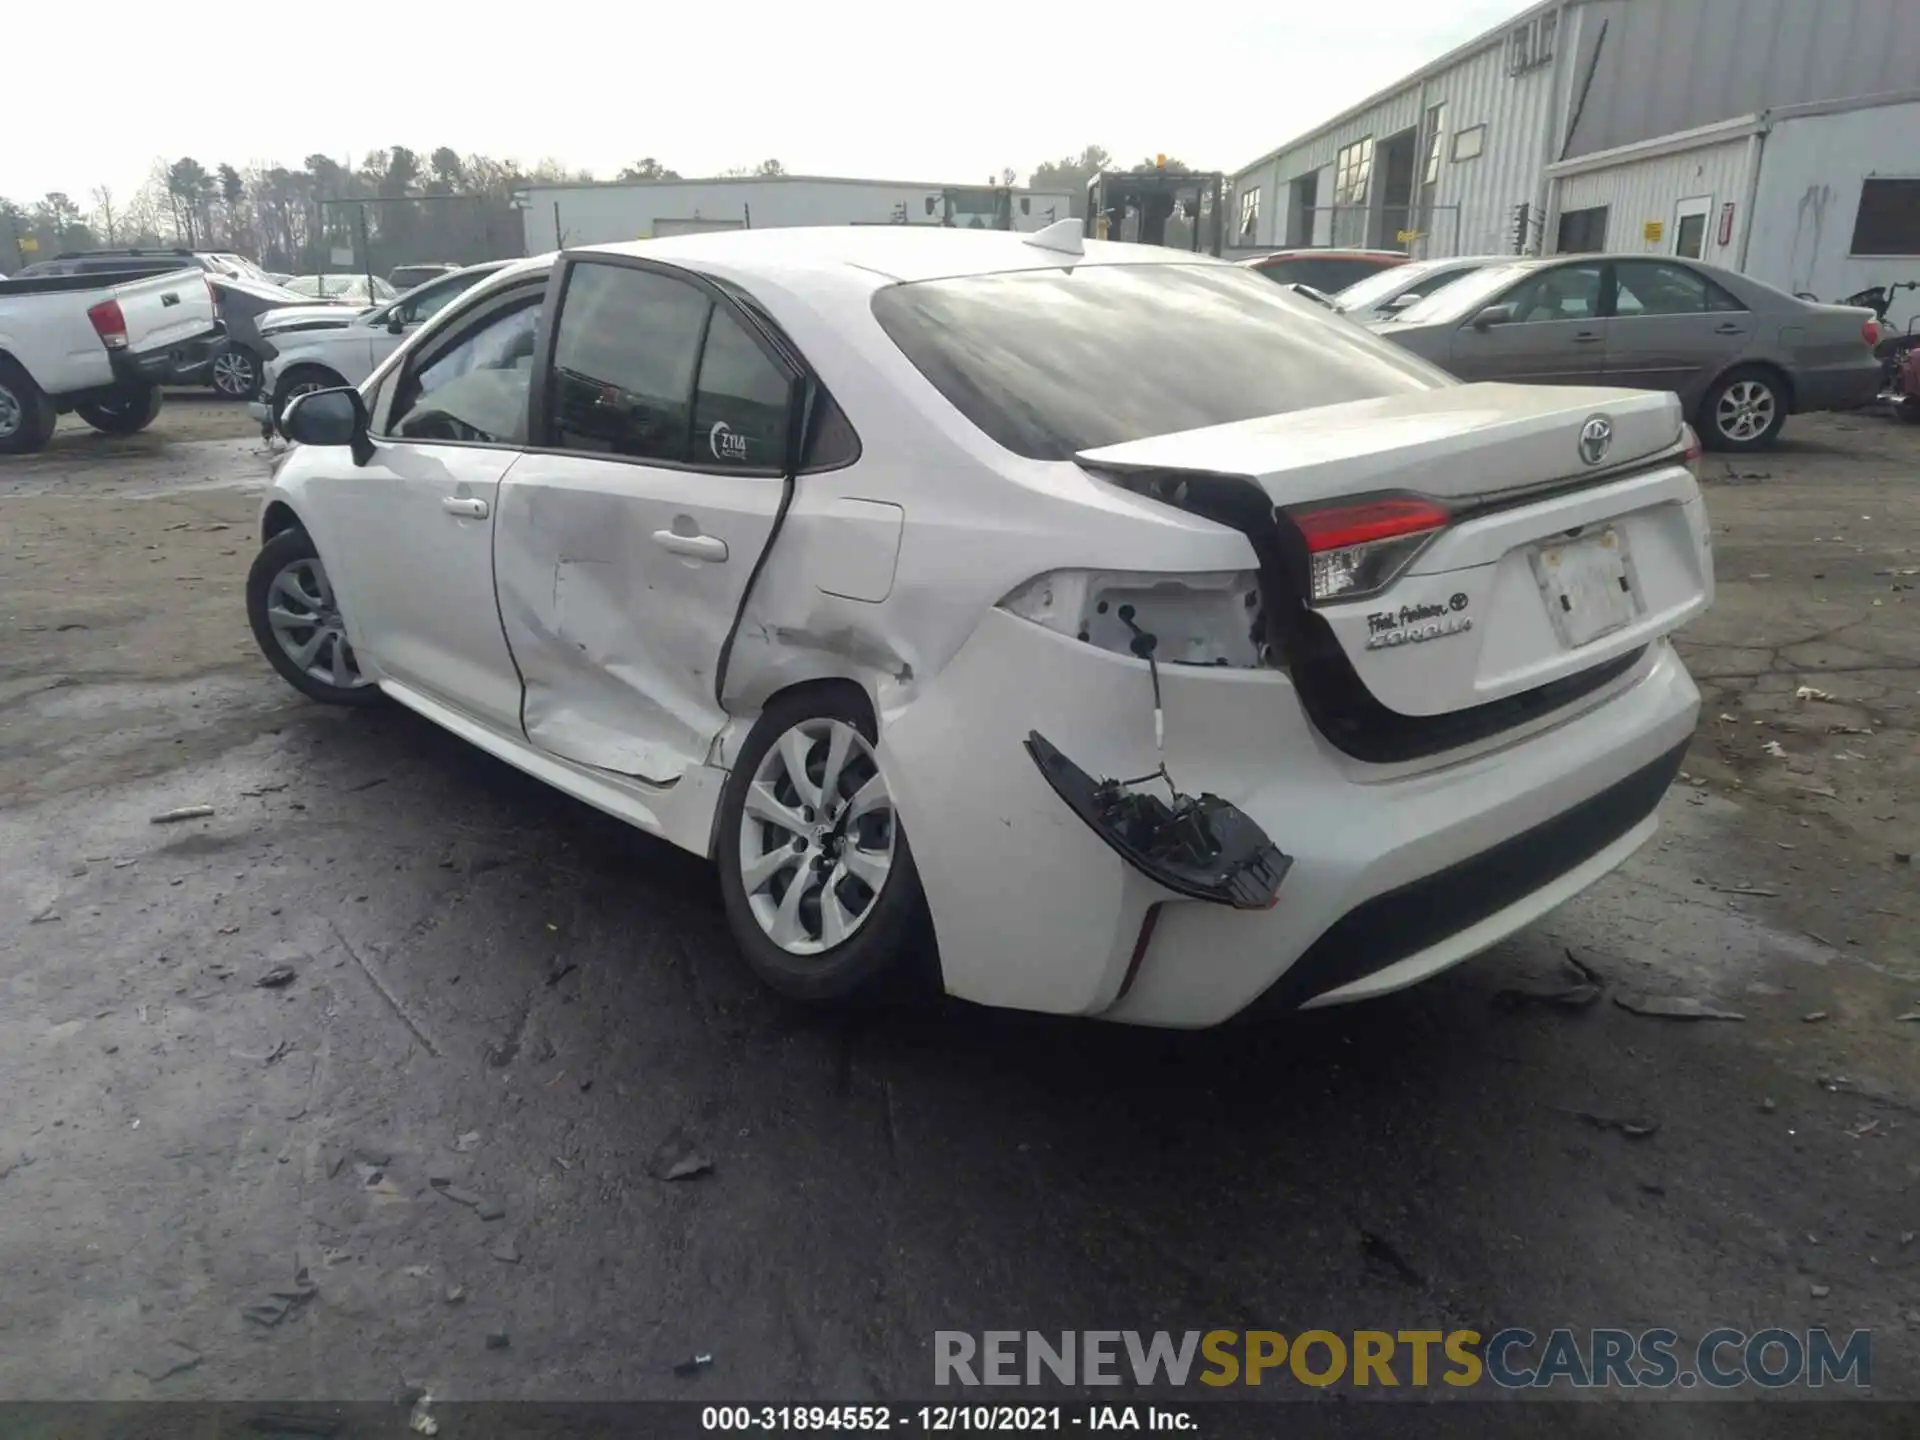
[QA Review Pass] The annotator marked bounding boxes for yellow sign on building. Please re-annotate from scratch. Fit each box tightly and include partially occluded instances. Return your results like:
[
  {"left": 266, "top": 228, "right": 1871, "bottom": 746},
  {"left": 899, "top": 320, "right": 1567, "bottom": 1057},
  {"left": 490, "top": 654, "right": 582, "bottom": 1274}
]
[{"left": 1642, "top": 220, "right": 1664, "bottom": 243}]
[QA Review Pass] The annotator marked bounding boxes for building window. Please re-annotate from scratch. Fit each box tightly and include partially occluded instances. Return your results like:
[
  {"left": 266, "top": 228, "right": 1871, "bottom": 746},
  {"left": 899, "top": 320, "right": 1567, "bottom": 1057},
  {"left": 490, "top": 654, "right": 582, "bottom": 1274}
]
[
  {"left": 1452, "top": 125, "right": 1487, "bottom": 163},
  {"left": 1507, "top": 10, "right": 1556, "bottom": 75},
  {"left": 1556, "top": 205, "right": 1609, "bottom": 253},
  {"left": 1850, "top": 178, "right": 1920, "bottom": 256},
  {"left": 1333, "top": 137, "right": 1373, "bottom": 206},
  {"left": 1237, "top": 186, "right": 1260, "bottom": 244},
  {"left": 1421, "top": 104, "right": 1447, "bottom": 188}
]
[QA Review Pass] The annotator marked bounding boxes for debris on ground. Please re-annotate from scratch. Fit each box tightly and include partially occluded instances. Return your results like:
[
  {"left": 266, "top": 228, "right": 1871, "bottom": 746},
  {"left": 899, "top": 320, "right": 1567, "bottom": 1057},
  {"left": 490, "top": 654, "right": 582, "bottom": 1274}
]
[
  {"left": 486, "top": 1331, "right": 510, "bottom": 1350},
  {"left": 29, "top": 908, "right": 60, "bottom": 925},
  {"left": 674, "top": 1353, "right": 714, "bottom": 1377},
  {"left": 150, "top": 805, "right": 215, "bottom": 824},
  {"left": 453, "top": 1130, "right": 482, "bottom": 1153},
  {"left": 1568, "top": 1111, "right": 1660, "bottom": 1140},
  {"left": 243, "top": 1267, "right": 318, "bottom": 1327},
  {"left": 476, "top": 1197, "right": 506, "bottom": 1221},
  {"left": 255, "top": 964, "right": 298, "bottom": 989},
  {"left": 409, "top": 1399, "right": 439, "bottom": 1437},
  {"left": 1761, "top": 1097, "right": 1777, "bottom": 1113},
  {"left": 1493, "top": 950, "right": 1603, "bottom": 1011},
  {"left": 1803, "top": 1010, "right": 1830, "bottom": 1023},
  {"left": 1895, "top": 1012, "right": 1920, "bottom": 1023},
  {"left": 545, "top": 958, "right": 578, "bottom": 988},
  {"left": 1614, "top": 993, "right": 1746, "bottom": 1021},
  {"left": 650, "top": 1127, "right": 715, "bottom": 1182},
  {"left": 490, "top": 1236, "right": 521, "bottom": 1264},
  {"left": 1796, "top": 686, "right": 1835, "bottom": 702},
  {"left": 435, "top": 1184, "right": 483, "bottom": 1209},
  {"left": 1709, "top": 884, "right": 1778, "bottom": 898},
  {"left": 1638, "top": 1181, "right": 1666, "bottom": 1197},
  {"left": 1762, "top": 740, "right": 1789, "bottom": 758},
  {"left": 134, "top": 1340, "right": 203, "bottom": 1383},
  {"left": 445, "top": 1285, "right": 466, "bottom": 1304},
  {"left": 1811, "top": 1284, "right": 1832, "bottom": 1299}
]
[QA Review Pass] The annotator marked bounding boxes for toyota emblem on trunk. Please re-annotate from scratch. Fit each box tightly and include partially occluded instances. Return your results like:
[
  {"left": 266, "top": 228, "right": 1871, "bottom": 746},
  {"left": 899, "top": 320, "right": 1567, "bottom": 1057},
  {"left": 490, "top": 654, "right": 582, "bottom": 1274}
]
[{"left": 1578, "top": 415, "right": 1613, "bottom": 466}]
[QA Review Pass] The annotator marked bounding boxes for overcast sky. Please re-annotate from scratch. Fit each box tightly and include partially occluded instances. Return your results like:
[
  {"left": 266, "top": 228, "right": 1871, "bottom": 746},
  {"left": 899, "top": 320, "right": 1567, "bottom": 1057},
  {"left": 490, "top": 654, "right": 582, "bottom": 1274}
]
[{"left": 6, "top": 0, "right": 1535, "bottom": 203}]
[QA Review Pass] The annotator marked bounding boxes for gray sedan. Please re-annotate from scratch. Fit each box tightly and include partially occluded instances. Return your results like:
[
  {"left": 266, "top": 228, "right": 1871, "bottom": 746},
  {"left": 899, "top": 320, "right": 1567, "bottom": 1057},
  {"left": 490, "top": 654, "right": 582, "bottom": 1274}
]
[{"left": 1371, "top": 255, "right": 1883, "bottom": 451}]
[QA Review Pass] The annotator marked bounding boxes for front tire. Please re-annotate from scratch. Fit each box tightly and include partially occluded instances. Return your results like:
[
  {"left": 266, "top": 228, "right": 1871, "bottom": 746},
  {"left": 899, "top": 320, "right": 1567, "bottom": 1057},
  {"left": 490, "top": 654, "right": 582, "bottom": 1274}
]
[
  {"left": 269, "top": 367, "right": 347, "bottom": 431},
  {"left": 246, "top": 527, "right": 384, "bottom": 707},
  {"left": 76, "top": 385, "right": 162, "bottom": 435},
  {"left": 1700, "top": 367, "right": 1786, "bottom": 452},
  {"left": 716, "top": 688, "right": 935, "bottom": 1003},
  {"left": 0, "top": 359, "right": 56, "bottom": 455}
]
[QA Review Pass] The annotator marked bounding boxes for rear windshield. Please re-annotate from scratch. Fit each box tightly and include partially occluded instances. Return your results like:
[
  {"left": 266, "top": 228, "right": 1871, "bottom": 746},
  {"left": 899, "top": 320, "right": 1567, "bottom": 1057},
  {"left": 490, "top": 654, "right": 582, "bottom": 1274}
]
[{"left": 870, "top": 262, "right": 1444, "bottom": 461}]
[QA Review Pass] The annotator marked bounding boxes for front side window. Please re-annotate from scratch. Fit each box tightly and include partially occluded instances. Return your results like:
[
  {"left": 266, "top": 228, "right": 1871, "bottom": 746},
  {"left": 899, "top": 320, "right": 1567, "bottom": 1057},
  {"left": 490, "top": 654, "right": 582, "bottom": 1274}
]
[
  {"left": 383, "top": 297, "right": 542, "bottom": 444},
  {"left": 871, "top": 262, "right": 1444, "bottom": 463},
  {"left": 1499, "top": 263, "right": 1604, "bottom": 323}
]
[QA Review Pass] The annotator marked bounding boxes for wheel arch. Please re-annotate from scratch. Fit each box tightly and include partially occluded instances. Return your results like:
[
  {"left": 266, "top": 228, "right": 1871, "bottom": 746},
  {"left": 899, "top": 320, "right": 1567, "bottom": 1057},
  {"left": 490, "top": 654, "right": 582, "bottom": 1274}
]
[
  {"left": 261, "top": 499, "right": 305, "bottom": 544},
  {"left": 705, "top": 675, "right": 879, "bottom": 860}
]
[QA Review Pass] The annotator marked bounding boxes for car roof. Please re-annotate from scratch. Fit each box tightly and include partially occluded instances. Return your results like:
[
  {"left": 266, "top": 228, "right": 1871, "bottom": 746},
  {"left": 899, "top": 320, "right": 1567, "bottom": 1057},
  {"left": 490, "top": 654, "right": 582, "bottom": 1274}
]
[{"left": 565, "top": 225, "right": 1223, "bottom": 291}]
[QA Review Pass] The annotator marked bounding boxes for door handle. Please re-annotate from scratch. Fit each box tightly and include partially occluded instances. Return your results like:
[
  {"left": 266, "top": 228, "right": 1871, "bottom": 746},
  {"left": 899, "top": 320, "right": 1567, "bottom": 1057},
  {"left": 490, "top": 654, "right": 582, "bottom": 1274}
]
[
  {"left": 652, "top": 529, "right": 728, "bottom": 562},
  {"left": 1714, "top": 323, "right": 1745, "bottom": 335},
  {"left": 441, "top": 496, "right": 489, "bottom": 519},
  {"left": 1572, "top": 332, "right": 1604, "bottom": 344}
]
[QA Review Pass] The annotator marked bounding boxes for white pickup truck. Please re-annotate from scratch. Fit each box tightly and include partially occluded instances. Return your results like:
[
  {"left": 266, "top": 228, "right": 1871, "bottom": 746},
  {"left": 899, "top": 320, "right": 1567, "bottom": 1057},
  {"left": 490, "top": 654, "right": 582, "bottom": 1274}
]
[{"left": 0, "top": 267, "right": 221, "bottom": 454}]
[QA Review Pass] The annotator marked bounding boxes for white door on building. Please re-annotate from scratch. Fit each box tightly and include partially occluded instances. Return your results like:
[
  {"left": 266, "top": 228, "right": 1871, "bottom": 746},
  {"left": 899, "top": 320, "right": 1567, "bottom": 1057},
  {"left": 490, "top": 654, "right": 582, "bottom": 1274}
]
[{"left": 1672, "top": 196, "right": 1713, "bottom": 260}]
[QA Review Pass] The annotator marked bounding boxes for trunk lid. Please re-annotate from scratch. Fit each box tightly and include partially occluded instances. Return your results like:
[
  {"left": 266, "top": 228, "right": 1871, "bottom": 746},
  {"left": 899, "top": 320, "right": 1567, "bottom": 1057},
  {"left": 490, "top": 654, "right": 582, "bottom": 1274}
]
[{"left": 1078, "top": 382, "right": 1713, "bottom": 724}]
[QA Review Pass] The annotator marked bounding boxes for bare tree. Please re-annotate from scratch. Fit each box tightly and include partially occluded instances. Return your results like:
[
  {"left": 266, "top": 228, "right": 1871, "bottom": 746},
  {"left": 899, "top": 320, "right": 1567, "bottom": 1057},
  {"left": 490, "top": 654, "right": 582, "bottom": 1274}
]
[{"left": 90, "top": 185, "right": 117, "bottom": 245}]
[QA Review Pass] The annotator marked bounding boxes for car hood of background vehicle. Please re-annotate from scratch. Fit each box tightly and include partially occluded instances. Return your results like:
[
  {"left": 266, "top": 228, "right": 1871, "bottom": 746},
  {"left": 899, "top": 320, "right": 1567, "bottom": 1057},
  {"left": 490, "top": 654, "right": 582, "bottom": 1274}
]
[{"left": 259, "top": 304, "right": 375, "bottom": 334}]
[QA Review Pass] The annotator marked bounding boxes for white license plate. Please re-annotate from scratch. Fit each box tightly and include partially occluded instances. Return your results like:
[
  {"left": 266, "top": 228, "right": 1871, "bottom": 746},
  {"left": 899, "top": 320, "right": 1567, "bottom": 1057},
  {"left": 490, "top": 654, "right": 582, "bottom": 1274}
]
[{"left": 1532, "top": 527, "right": 1640, "bottom": 648}]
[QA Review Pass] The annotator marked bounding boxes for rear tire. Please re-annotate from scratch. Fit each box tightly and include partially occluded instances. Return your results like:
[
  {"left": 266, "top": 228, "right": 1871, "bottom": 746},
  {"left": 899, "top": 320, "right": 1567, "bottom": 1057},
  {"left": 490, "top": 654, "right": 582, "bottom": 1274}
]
[
  {"left": 716, "top": 687, "right": 937, "bottom": 1005},
  {"left": 76, "top": 385, "right": 162, "bottom": 435},
  {"left": 0, "top": 359, "right": 57, "bottom": 455},
  {"left": 210, "top": 346, "right": 262, "bottom": 401},
  {"left": 1699, "top": 366, "right": 1787, "bottom": 452}
]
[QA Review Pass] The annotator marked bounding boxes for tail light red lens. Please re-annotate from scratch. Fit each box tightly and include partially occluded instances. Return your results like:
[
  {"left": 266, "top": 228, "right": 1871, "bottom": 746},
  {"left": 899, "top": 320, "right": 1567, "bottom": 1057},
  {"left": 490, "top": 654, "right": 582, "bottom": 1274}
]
[
  {"left": 1681, "top": 423, "right": 1703, "bottom": 465},
  {"left": 1289, "top": 496, "right": 1451, "bottom": 604},
  {"left": 1864, "top": 319, "right": 1881, "bottom": 347},
  {"left": 87, "top": 299, "right": 129, "bottom": 350}
]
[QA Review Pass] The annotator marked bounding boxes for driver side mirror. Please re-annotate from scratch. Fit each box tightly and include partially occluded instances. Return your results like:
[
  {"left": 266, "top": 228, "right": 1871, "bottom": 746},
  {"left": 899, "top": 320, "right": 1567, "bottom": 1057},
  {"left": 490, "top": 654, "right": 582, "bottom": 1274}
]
[
  {"left": 282, "top": 386, "right": 375, "bottom": 467},
  {"left": 1470, "top": 303, "right": 1517, "bottom": 331},
  {"left": 1382, "top": 291, "right": 1423, "bottom": 313},
  {"left": 386, "top": 311, "right": 407, "bottom": 334}
]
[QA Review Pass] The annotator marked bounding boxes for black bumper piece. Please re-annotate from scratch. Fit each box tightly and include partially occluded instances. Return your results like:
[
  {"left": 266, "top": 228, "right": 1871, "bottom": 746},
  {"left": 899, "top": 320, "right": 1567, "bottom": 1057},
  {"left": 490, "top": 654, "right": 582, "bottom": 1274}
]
[
  {"left": 1025, "top": 731, "right": 1292, "bottom": 910},
  {"left": 1241, "top": 737, "right": 1690, "bottom": 1016}
]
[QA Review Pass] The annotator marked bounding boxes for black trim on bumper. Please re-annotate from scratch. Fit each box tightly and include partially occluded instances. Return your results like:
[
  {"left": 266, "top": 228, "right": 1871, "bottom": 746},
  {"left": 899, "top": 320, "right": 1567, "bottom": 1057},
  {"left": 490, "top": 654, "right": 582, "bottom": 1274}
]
[
  {"left": 108, "top": 324, "right": 221, "bottom": 386},
  {"left": 1239, "top": 737, "right": 1689, "bottom": 1018}
]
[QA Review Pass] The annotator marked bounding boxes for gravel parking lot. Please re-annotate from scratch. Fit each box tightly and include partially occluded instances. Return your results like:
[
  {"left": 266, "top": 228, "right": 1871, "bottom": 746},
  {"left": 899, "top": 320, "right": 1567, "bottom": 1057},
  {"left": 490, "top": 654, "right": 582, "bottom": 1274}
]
[{"left": 1, "top": 392, "right": 1916, "bottom": 1425}]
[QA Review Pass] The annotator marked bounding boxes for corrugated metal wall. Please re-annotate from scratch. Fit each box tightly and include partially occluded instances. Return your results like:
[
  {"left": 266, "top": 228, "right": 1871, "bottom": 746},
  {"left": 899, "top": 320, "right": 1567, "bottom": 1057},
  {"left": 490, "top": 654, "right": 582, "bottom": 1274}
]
[
  {"left": 1550, "top": 138, "right": 1755, "bottom": 261},
  {"left": 1231, "top": 9, "right": 1577, "bottom": 257},
  {"left": 1563, "top": 0, "right": 1920, "bottom": 157}
]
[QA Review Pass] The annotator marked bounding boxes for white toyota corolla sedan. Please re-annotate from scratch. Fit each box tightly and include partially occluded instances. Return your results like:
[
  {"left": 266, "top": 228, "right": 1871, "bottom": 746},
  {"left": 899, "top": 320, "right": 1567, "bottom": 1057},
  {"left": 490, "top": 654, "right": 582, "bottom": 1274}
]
[{"left": 246, "top": 223, "right": 1712, "bottom": 1027}]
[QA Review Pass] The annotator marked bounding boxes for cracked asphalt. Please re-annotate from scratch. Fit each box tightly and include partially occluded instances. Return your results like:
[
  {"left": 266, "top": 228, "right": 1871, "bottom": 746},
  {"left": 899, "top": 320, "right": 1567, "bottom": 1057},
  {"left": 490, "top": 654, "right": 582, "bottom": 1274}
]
[{"left": 1, "top": 395, "right": 1917, "bottom": 1431}]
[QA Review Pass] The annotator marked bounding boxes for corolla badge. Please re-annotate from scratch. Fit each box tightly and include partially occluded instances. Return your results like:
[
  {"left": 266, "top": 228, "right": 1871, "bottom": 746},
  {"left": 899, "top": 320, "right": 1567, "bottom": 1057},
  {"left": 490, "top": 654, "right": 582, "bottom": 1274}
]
[{"left": 1578, "top": 414, "right": 1613, "bottom": 466}]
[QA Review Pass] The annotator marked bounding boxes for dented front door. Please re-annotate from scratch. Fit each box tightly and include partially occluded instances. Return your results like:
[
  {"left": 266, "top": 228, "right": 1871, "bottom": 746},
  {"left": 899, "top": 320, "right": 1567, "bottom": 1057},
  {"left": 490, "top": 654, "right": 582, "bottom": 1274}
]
[{"left": 492, "top": 256, "right": 795, "bottom": 783}]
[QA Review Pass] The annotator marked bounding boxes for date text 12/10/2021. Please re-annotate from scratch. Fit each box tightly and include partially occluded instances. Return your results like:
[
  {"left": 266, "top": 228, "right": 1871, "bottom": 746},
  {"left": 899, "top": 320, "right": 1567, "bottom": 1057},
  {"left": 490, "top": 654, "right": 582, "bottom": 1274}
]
[{"left": 702, "top": 1406, "right": 1196, "bottom": 1431}]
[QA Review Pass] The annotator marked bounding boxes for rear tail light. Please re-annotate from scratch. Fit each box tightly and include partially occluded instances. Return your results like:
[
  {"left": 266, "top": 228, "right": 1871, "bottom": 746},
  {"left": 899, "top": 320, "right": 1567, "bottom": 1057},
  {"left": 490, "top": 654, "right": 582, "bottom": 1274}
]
[
  {"left": 1864, "top": 318, "right": 1881, "bottom": 347},
  {"left": 87, "top": 299, "right": 129, "bottom": 350},
  {"left": 1681, "top": 423, "right": 1703, "bottom": 466},
  {"left": 1289, "top": 496, "right": 1451, "bottom": 604}
]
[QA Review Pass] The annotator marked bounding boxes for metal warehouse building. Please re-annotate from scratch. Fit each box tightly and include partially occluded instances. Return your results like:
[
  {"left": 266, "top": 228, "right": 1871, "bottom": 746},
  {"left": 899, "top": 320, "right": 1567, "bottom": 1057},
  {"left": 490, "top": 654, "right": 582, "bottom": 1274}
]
[
  {"left": 515, "top": 176, "right": 1075, "bottom": 253},
  {"left": 1227, "top": 0, "right": 1920, "bottom": 321}
]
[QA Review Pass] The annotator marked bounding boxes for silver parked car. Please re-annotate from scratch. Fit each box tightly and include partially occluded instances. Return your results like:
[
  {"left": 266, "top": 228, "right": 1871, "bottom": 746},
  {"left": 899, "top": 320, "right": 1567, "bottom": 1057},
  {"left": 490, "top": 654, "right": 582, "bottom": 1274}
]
[
  {"left": 1332, "top": 254, "right": 1505, "bottom": 322},
  {"left": 1372, "top": 255, "right": 1884, "bottom": 451}
]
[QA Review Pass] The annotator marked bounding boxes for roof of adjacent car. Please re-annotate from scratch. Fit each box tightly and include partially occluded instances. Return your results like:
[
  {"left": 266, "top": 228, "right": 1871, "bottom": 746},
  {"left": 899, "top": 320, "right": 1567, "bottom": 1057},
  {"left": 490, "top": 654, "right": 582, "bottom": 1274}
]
[{"left": 569, "top": 225, "right": 1224, "bottom": 287}]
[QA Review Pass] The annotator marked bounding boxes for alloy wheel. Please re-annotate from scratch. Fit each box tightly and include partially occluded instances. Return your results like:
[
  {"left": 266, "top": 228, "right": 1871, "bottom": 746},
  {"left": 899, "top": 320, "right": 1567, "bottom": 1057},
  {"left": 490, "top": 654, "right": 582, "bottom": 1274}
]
[
  {"left": 1715, "top": 379, "right": 1776, "bottom": 444},
  {"left": 264, "top": 555, "right": 370, "bottom": 690},
  {"left": 0, "top": 384, "right": 20, "bottom": 440},
  {"left": 737, "top": 718, "right": 896, "bottom": 956},
  {"left": 212, "top": 350, "right": 257, "bottom": 398}
]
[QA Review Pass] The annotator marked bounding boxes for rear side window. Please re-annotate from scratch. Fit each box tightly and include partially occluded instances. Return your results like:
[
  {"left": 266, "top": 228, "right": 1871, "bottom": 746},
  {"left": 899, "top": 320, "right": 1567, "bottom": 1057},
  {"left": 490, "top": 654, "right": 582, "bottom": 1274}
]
[
  {"left": 871, "top": 263, "right": 1443, "bottom": 461},
  {"left": 548, "top": 261, "right": 791, "bottom": 469},
  {"left": 1258, "top": 256, "right": 1398, "bottom": 291}
]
